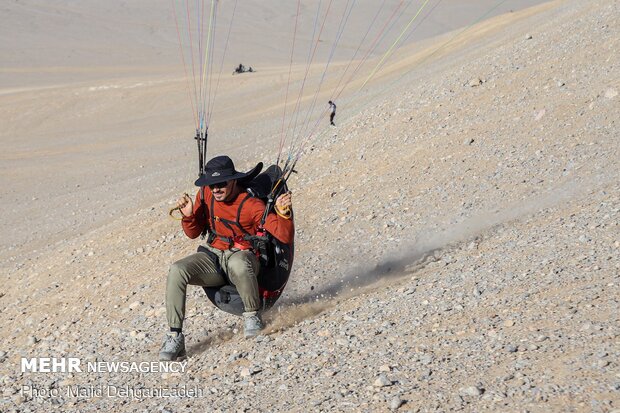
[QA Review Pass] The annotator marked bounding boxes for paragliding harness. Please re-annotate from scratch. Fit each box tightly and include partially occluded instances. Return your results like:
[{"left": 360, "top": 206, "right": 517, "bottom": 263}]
[{"left": 197, "top": 165, "right": 294, "bottom": 316}]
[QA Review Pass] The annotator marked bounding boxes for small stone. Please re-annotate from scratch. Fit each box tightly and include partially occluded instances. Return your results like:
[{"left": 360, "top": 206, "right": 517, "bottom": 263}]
[
  {"left": 0, "top": 351, "right": 6, "bottom": 360},
  {"left": 605, "top": 88, "right": 618, "bottom": 99},
  {"left": 379, "top": 364, "right": 391, "bottom": 372},
  {"left": 503, "top": 320, "right": 515, "bottom": 327},
  {"left": 505, "top": 344, "right": 518, "bottom": 353},
  {"left": 240, "top": 367, "right": 251, "bottom": 378},
  {"left": 460, "top": 386, "right": 482, "bottom": 397},
  {"left": 26, "top": 336, "right": 38, "bottom": 346},
  {"left": 390, "top": 396, "right": 404, "bottom": 410},
  {"left": 374, "top": 374, "right": 392, "bottom": 387},
  {"left": 317, "top": 330, "right": 331, "bottom": 337},
  {"left": 335, "top": 338, "right": 348, "bottom": 346},
  {"left": 468, "top": 78, "right": 483, "bottom": 87},
  {"left": 419, "top": 354, "right": 433, "bottom": 365},
  {"left": 525, "top": 34, "right": 533, "bottom": 40},
  {"left": 557, "top": 80, "right": 565, "bottom": 87},
  {"left": 13, "top": 395, "right": 26, "bottom": 405}
]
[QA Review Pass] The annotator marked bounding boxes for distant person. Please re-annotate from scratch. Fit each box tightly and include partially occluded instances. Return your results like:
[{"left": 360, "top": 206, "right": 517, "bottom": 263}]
[
  {"left": 234, "top": 63, "right": 245, "bottom": 74},
  {"left": 159, "top": 156, "right": 294, "bottom": 361},
  {"left": 328, "top": 100, "right": 337, "bottom": 126}
]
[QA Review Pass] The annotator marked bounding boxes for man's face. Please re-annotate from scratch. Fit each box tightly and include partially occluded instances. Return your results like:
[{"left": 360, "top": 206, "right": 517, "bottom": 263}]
[{"left": 210, "top": 180, "right": 236, "bottom": 202}]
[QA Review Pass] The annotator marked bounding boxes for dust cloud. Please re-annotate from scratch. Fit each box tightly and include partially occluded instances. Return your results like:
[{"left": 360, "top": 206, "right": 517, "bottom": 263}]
[{"left": 266, "top": 178, "right": 589, "bottom": 331}]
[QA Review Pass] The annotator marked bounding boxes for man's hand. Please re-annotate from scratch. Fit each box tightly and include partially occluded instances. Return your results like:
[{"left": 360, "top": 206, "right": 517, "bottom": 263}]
[
  {"left": 177, "top": 193, "right": 194, "bottom": 218},
  {"left": 275, "top": 192, "right": 292, "bottom": 217}
]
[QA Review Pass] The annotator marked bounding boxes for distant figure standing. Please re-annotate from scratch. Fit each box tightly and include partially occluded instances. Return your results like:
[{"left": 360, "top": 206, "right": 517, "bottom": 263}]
[{"left": 328, "top": 101, "right": 337, "bottom": 126}]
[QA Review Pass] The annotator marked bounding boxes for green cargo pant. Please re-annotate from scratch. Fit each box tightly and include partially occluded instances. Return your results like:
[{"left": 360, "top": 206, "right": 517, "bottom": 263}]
[{"left": 166, "top": 245, "right": 260, "bottom": 329}]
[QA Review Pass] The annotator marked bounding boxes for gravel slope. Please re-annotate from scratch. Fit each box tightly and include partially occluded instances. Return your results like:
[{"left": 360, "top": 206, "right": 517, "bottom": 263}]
[{"left": 1, "top": 0, "right": 619, "bottom": 412}]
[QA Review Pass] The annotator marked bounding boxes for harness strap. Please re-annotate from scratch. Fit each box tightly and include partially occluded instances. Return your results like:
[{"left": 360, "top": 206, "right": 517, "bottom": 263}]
[
  {"left": 200, "top": 187, "right": 208, "bottom": 239},
  {"left": 208, "top": 192, "right": 253, "bottom": 247}
]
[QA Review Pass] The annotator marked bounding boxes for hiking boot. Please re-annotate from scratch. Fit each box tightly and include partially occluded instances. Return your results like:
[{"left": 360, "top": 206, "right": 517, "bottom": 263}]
[
  {"left": 243, "top": 311, "right": 263, "bottom": 338},
  {"left": 159, "top": 332, "right": 186, "bottom": 361}
]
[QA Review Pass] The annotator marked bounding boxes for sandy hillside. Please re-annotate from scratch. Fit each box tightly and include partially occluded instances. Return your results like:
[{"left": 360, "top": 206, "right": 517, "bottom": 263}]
[
  {"left": 0, "top": 0, "right": 548, "bottom": 263},
  {"left": 1, "top": 0, "right": 619, "bottom": 412}
]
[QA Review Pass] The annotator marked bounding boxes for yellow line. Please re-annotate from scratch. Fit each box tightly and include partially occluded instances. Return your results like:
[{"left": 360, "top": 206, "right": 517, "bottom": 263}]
[{"left": 360, "top": 0, "right": 430, "bottom": 90}]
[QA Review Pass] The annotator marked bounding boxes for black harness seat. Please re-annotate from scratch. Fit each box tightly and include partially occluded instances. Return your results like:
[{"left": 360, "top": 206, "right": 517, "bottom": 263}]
[{"left": 199, "top": 165, "right": 294, "bottom": 316}]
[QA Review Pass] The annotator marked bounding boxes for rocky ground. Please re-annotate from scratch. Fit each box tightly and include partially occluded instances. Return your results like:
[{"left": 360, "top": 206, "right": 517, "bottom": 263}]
[{"left": 1, "top": 0, "right": 619, "bottom": 412}]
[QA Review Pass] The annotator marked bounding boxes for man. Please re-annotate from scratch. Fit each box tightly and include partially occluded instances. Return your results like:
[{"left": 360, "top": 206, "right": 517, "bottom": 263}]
[
  {"left": 328, "top": 100, "right": 337, "bottom": 126},
  {"left": 159, "top": 155, "right": 294, "bottom": 361}
]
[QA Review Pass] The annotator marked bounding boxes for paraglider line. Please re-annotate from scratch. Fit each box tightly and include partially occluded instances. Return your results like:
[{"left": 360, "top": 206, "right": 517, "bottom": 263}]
[
  {"left": 361, "top": 0, "right": 431, "bottom": 90},
  {"left": 207, "top": 0, "right": 239, "bottom": 128},
  {"left": 171, "top": 0, "right": 198, "bottom": 129},
  {"left": 277, "top": 0, "right": 302, "bottom": 168}
]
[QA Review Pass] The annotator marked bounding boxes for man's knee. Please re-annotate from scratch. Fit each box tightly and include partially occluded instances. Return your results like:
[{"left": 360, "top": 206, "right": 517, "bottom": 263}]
[
  {"left": 167, "top": 261, "right": 190, "bottom": 288},
  {"left": 227, "top": 252, "right": 258, "bottom": 280}
]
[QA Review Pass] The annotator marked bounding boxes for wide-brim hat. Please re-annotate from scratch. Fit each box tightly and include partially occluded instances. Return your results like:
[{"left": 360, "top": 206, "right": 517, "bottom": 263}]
[{"left": 194, "top": 155, "right": 263, "bottom": 187}]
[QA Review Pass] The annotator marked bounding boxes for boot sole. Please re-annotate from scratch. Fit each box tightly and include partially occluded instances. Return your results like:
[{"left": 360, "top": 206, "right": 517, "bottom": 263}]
[{"left": 159, "top": 349, "right": 187, "bottom": 362}]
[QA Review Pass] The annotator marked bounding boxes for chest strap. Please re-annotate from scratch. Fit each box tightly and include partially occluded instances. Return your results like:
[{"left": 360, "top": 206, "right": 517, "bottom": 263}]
[{"left": 209, "top": 192, "right": 252, "bottom": 247}]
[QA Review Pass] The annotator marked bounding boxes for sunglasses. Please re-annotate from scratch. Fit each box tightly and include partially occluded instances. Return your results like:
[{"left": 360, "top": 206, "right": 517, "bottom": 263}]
[{"left": 209, "top": 181, "right": 230, "bottom": 190}]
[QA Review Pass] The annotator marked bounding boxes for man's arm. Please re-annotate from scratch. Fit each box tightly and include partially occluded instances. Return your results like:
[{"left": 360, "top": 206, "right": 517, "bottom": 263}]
[
  {"left": 255, "top": 193, "right": 294, "bottom": 244},
  {"left": 181, "top": 190, "right": 208, "bottom": 239}
]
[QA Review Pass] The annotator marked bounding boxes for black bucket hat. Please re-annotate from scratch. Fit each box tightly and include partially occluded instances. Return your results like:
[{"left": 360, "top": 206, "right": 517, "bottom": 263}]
[{"left": 194, "top": 155, "right": 263, "bottom": 187}]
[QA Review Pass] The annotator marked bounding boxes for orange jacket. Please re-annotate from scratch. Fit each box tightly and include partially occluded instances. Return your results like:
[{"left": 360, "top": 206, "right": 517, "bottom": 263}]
[{"left": 181, "top": 187, "right": 294, "bottom": 250}]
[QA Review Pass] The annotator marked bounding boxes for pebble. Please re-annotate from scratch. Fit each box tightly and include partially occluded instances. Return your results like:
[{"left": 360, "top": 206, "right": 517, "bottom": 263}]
[
  {"left": 459, "top": 386, "right": 483, "bottom": 397},
  {"left": 604, "top": 88, "right": 618, "bottom": 99},
  {"left": 336, "top": 338, "right": 348, "bottom": 346},
  {"left": 374, "top": 374, "right": 392, "bottom": 387},
  {"left": 468, "top": 78, "right": 483, "bottom": 87},
  {"left": 26, "top": 336, "right": 38, "bottom": 346},
  {"left": 505, "top": 344, "right": 518, "bottom": 353},
  {"left": 390, "top": 396, "right": 404, "bottom": 410}
]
